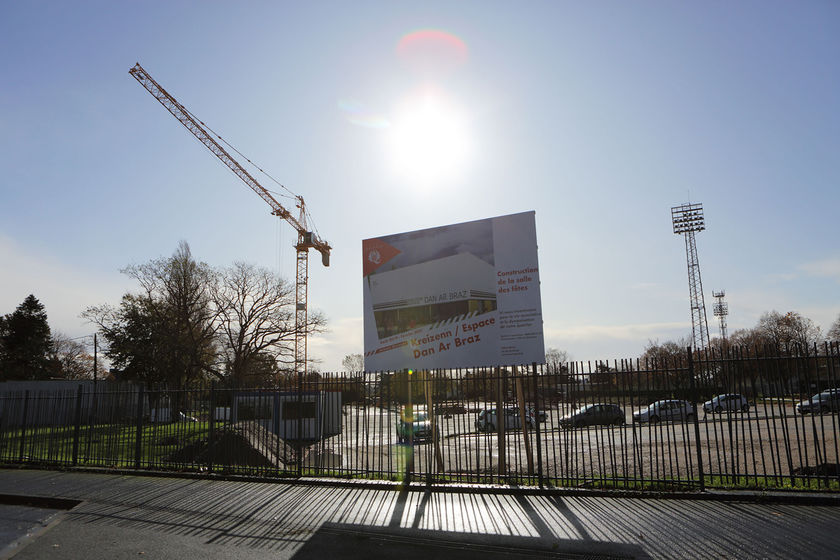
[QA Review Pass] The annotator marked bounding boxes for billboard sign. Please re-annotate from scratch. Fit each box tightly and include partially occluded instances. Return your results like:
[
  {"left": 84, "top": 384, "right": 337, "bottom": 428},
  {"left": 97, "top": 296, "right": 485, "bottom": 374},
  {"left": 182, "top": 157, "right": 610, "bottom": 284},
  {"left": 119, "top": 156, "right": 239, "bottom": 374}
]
[{"left": 363, "top": 211, "right": 544, "bottom": 370}]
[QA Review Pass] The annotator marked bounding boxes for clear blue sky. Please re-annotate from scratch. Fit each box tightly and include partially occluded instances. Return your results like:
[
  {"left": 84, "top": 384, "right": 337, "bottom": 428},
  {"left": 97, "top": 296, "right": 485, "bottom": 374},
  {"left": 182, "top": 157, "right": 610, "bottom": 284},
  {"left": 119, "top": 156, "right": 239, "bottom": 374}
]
[{"left": 2, "top": 1, "right": 838, "bottom": 371}]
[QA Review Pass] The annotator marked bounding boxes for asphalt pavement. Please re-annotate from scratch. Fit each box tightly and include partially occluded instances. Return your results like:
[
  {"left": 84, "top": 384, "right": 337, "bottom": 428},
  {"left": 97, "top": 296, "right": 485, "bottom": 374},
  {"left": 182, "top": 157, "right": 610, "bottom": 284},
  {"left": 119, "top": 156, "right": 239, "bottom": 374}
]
[{"left": 0, "top": 468, "right": 839, "bottom": 559}]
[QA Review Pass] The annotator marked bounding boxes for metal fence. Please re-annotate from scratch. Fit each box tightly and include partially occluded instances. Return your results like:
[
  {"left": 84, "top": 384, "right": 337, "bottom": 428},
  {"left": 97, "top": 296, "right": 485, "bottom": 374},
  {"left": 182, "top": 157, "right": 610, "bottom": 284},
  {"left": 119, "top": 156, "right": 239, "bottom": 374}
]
[{"left": 1, "top": 343, "right": 839, "bottom": 491}]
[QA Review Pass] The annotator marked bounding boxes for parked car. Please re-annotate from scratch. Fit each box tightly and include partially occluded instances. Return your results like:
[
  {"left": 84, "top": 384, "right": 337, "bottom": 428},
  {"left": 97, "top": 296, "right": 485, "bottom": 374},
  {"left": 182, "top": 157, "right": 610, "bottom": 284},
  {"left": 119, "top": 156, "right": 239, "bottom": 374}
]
[
  {"left": 396, "top": 411, "right": 437, "bottom": 442},
  {"left": 796, "top": 389, "right": 840, "bottom": 414},
  {"left": 559, "top": 403, "right": 625, "bottom": 428},
  {"left": 633, "top": 400, "right": 695, "bottom": 423},
  {"left": 435, "top": 403, "right": 468, "bottom": 416},
  {"left": 703, "top": 394, "right": 750, "bottom": 414},
  {"left": 475, "top": 408, "right": 535, "bottom": 432}
]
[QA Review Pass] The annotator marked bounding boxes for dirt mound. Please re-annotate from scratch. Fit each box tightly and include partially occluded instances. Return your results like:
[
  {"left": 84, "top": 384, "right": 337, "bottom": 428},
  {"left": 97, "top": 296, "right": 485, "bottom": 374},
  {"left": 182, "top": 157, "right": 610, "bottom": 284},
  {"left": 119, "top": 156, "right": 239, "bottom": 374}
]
[{"left": 167, "top": 421, "right": 298, "bottom": 468}]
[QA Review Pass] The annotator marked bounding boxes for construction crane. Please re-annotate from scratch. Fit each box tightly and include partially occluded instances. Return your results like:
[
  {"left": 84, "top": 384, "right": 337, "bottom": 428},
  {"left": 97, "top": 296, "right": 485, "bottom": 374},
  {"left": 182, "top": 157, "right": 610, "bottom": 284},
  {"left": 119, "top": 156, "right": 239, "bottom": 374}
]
[{"left": 129, "top": 62, "right": 331, "bottom": 381}]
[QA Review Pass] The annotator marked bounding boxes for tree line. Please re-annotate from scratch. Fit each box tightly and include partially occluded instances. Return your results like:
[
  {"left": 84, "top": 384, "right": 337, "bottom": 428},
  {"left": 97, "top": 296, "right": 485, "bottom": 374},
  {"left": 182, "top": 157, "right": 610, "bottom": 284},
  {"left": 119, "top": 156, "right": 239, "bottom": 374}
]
[
  {"left": 0, "top": 242, "right": 324, "bottom": 386},
  {"left": 642, "top": 310, "right": 840, "bottom": 365},
  {"left": 0, "top": 294, "right": 107, "bottom": 381},
  {"left": 5, "top": 248, "right": 839, "bottom": 383}
]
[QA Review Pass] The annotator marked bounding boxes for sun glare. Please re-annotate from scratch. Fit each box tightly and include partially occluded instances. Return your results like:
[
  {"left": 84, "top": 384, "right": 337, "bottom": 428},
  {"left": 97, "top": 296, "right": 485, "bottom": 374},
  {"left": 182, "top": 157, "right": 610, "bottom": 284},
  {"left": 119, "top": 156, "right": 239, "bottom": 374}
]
[{"left": 387, "top": 92, "right": 471, "bottom": 183}]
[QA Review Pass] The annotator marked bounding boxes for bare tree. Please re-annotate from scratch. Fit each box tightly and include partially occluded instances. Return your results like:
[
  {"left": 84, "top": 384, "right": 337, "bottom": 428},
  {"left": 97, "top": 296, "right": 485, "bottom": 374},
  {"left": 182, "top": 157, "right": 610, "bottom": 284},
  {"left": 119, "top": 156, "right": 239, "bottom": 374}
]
[
  {"left": 140, "top": 241, "right": 216, "bottom": 384},
  {"left": 50, "top": 332, "right": 107, "bottom": 380},
  {"left": 84, "top": 242, "right": 217, "bottom": 387},
  {"left": 84, "top": 243, "right": 330, "bottom": 388},
  {"left": 754, "top": 310, "right": 821, "bottom": 353},
  {"left": 342, "top": 353, "right": 364, "bottom": 373},
  {"left": 211, "top": 262, "right": 326, "bottom": 384},
  {"left": 640, "top": 338, "right": 690, "bottom": 366},
  {"left": 544, "top": 347, "right": 569, "bottom": 365},
  {"left": 828, "top": 313, "right": 840, "bottom": 342}
]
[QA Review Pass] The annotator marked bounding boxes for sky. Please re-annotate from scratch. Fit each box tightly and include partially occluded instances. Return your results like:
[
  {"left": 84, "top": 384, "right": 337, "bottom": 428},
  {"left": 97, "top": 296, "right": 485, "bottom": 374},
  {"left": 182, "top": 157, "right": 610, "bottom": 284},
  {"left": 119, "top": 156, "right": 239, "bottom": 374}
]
[{"left": 1, "top": 1, "right": 838, "bottom": 372}]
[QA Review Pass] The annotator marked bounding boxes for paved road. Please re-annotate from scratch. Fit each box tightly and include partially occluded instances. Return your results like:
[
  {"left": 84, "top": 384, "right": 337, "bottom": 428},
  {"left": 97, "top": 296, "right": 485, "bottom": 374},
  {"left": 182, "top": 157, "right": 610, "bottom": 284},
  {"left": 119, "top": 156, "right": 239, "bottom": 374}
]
[
  {"left": 334, "top": 403, "right": 840, "bottom": 480},
  {"left": 0, "top": 469, "right": 839, "bottom": 559},
  {"left": 0, "top": 504, "right": 63, "bottom": 559}
]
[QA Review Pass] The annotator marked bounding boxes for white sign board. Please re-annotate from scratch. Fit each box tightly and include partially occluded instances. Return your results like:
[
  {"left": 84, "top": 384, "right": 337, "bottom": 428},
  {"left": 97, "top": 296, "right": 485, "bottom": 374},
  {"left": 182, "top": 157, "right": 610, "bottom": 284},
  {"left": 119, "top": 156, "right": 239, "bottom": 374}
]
[{"left": 363, "top": 211, "right": 544, "bottom": 370}]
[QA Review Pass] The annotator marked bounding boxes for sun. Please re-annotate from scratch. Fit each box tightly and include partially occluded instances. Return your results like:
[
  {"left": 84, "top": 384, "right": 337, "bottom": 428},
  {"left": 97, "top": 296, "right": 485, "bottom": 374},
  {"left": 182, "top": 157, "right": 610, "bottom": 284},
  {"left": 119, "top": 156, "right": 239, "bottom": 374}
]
[{"left": 386, "top": 91, "right": 471, "bottom": 184}]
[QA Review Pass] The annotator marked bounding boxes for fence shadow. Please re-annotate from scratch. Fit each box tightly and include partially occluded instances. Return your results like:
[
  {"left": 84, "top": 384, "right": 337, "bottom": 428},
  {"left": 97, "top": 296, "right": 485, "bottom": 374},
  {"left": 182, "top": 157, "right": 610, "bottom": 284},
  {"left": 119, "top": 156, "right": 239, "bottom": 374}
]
[{"left": 7, "top": 470, "right": 838, "bottom": 559}]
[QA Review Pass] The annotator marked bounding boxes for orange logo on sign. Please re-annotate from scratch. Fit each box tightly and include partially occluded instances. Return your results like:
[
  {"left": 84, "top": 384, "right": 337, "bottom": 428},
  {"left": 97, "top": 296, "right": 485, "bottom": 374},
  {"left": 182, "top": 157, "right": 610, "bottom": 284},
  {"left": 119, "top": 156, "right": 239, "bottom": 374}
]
[{"left": 362, "top": 238, "right": 401, "bottom": 276}]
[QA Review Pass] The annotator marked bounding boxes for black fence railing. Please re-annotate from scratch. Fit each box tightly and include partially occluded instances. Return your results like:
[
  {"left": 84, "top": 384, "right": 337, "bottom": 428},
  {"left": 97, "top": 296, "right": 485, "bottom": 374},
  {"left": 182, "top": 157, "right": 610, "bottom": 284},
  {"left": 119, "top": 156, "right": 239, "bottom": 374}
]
[{"left": 1, "top": 343, "right": 839, "bottom": 491}]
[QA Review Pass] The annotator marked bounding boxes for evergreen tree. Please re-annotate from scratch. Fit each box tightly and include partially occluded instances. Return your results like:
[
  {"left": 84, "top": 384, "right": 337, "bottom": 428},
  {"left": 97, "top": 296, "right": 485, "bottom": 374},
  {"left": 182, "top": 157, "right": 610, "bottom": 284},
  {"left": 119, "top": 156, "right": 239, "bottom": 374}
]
[{"left": 0, "top": 295, "right": 53, "bottom": 380}]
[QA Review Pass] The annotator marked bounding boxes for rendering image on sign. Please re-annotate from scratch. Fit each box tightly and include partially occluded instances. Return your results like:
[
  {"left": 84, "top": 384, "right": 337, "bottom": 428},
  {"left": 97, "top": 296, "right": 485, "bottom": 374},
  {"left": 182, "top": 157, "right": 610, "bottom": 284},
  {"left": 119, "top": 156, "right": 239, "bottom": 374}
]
[{"left": 363, "top": 211, "right": 544, "bottom": 370}]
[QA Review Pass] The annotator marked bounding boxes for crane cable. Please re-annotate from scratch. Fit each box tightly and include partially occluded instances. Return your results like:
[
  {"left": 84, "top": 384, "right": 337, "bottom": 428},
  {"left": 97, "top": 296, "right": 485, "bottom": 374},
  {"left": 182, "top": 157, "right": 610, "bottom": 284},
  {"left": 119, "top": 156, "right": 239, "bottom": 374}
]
[{"left": 180, "top": 107, "right": 327, "bottom": 244}]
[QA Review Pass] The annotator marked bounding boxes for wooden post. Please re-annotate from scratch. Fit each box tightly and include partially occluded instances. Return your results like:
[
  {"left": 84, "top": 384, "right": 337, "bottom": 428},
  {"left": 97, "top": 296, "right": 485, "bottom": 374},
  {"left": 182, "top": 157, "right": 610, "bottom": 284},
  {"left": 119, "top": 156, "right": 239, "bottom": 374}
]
[
  {"left": 423, "top": 370, "right": 445, "bottom": 475},
  {"left": 514, "top": 366, "right": 534, "bottom": 476},
  {"left": 496, "top": 367, "right": 506, "bottom": 478}
]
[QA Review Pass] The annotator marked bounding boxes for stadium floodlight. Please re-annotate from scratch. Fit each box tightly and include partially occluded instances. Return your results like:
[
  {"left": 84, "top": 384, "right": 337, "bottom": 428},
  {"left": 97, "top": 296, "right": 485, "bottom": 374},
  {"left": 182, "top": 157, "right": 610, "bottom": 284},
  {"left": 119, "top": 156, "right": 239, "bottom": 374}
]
[
  {"left": 712, "top": 290, "right": 729, "bottom": 341},
  {"left": 672, "top": 202, "right": 710, "bottom": 350},
  {"left": 671, "top": 203, "right": 705, "bottom": 234}
]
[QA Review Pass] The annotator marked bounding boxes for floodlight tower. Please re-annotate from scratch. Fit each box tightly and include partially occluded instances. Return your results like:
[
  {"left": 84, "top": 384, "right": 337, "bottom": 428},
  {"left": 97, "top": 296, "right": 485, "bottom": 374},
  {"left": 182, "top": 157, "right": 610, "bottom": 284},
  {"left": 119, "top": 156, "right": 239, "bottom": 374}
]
[
  {"left": 671, "top": 203, "right": 711, "bottom": 350},
  {"left": 712, "top": 290, "right": 729, "bottom": 341}
]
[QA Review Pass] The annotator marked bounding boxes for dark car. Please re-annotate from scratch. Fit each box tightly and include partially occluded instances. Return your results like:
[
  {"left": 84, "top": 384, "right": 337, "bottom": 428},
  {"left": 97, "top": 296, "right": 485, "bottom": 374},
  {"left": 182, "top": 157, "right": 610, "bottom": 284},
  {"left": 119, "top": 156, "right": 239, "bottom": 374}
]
[
  {"left": 396, "top": 411, "right": 437, "bottom": 443},
  {"left": 796, "top": 389, "right": 840, "bottom": 414},
  {"left": 560, "top": 403, "right": 625, "bottom": 428}
]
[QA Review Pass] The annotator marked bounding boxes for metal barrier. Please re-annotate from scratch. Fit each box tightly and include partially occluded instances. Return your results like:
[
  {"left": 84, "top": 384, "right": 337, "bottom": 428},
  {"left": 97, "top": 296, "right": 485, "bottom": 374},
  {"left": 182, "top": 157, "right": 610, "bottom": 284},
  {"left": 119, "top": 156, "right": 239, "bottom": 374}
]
[{"left": 1, "top": 343, "right": 838, "bottom": 491}]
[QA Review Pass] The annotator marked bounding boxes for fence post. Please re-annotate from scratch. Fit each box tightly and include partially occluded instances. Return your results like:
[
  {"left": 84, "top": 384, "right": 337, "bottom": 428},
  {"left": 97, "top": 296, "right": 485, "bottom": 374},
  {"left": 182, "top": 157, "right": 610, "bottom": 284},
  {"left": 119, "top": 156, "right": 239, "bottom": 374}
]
[
  {"left": 18, "top": 390, "right": 30, "bottom": 463},
  {"left": 135, "top": 385, "right": 144, "bottom": 469},
  {"left": 496, "top": 367, "right": 506, "bottom": 480},
  {"left": 72, "top": 385, "right": 83, "bottom": 466},
  {"left": 297, "top": 372, "right": 303, "bottom": 477},
  {"left": 532, "top": 361, "right": 543, "bottom": 488},
  {"left": 208, "top": 382, "right": 216, "bottom": 474},
  {"left": 514, "top": 367, "right": 534, "bottom": 477},
  {"left": 687, "top": 348, "right": 705, "bottom": 491}
]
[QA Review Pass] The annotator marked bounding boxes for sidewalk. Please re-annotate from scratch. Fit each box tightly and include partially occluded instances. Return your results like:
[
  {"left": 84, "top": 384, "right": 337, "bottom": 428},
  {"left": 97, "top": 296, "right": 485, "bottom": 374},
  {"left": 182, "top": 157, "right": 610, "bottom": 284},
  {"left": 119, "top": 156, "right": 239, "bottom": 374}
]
[{"left": 0, "top": 468, "right": 839, "bottom": 559}]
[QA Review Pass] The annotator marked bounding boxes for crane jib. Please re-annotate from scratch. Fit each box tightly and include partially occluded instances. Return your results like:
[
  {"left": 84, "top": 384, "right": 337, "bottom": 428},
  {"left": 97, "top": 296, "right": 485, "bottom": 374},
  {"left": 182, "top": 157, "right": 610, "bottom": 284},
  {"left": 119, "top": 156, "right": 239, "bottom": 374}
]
[{"left": 129, "top": 62, "right": 330, "bottom": 380}]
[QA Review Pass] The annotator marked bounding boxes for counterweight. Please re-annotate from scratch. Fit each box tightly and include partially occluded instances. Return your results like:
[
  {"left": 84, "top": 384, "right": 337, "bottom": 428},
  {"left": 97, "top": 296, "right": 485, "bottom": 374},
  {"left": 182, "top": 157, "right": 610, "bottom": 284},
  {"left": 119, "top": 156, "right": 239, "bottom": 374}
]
[{"left": 129, "top": 62, "right": 330, "bottom": 380}]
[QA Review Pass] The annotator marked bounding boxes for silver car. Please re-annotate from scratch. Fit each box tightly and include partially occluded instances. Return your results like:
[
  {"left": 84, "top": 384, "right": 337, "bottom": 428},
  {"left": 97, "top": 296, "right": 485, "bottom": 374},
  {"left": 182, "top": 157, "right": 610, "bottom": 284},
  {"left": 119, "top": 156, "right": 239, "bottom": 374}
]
[
  {"left": 703, "top": 394, "right": 750, "bottom": 414},
  {"left": 396, "top": 411, "right": 436, "bottom": 443},
  {"left": 633, "top": 400, "right": 695, "bottom": 423},
  {"left": 475, "top": 408, "right": 535, "bottom": 432}
]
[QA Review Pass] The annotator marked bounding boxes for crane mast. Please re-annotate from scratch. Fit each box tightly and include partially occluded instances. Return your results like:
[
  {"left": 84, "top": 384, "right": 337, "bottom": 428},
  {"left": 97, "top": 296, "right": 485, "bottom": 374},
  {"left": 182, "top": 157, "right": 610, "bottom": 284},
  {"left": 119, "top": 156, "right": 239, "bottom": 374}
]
[{"left": 129, "top": 62, "right": 330, "bottom": 382}]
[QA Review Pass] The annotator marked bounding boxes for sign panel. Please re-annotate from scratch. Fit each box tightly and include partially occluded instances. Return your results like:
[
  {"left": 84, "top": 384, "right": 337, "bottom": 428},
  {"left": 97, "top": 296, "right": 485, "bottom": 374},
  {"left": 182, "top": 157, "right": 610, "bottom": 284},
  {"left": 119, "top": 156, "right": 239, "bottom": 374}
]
[{"left": 363, "top": 211, "right": 544, "bottom": 370}]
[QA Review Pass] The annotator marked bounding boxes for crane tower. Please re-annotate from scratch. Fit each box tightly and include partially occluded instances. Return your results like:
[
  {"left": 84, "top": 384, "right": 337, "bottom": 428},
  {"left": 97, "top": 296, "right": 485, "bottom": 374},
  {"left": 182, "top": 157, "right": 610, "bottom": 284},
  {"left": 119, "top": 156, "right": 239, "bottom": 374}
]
[
  {"left": 129, "top": 63, "right": 331, "bottom": 381},
  {"left": 671, "top": 203, "right": 710, "bottom": 350}
]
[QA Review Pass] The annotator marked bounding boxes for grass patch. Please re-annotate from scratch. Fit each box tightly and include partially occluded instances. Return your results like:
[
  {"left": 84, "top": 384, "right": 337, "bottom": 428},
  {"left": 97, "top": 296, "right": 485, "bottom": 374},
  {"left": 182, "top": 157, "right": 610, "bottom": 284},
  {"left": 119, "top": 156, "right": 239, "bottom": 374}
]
[
  {"left": 703, "top": 474, "right": 840, "bottom": 492},
  {"left": 2, "top": 422, "right": 839, "bottom": 493},
  {"left": 1, "top": 421, "right": 211, "bottom": 468}
]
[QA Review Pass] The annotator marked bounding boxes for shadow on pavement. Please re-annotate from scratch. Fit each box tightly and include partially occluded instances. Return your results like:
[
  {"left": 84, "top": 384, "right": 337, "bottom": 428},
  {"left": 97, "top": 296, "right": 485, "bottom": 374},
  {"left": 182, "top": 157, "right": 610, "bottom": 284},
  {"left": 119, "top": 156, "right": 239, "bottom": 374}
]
[
  {"left": 2, "top": 471, "right": 840, "bottom": 559},
  {"left": 291, "top": 522, "right": 645, "bottom": 559}
]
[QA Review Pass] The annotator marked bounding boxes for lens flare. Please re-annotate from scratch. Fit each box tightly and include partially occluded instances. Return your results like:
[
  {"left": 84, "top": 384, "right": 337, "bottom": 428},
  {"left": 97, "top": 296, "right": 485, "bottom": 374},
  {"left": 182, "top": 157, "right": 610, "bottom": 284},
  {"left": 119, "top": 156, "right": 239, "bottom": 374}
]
[
  {"left": 396, "top": 29, "right": 468, "bottom": 77},
  {"left": 338, "top": 99, "right": 390, "bottom": 129}
]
